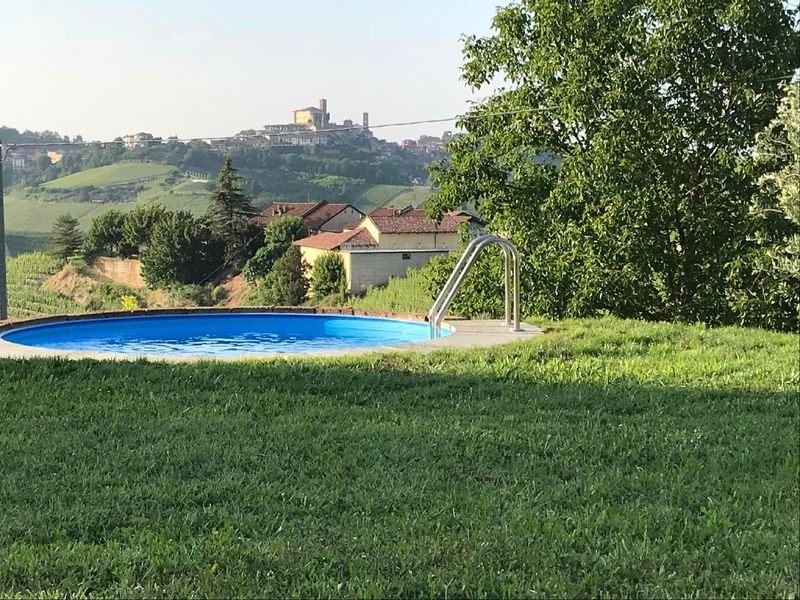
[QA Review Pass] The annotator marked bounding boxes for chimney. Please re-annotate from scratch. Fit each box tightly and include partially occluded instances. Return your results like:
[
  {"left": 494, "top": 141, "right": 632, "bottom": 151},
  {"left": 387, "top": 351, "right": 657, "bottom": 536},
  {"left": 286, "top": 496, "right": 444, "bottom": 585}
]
[
  {"left": 362, "top": 112, "right": 369, "bottom": 130},
  {"left": 320, "top": 98, "right": 329, "bottom": 126}
]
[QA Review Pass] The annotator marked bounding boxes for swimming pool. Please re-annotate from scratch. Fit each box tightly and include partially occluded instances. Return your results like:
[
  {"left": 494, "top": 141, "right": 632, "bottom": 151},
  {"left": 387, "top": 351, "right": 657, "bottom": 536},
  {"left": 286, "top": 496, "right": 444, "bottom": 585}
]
[{"left": 0, "top": 313, "right": 447, "bottom": 357}]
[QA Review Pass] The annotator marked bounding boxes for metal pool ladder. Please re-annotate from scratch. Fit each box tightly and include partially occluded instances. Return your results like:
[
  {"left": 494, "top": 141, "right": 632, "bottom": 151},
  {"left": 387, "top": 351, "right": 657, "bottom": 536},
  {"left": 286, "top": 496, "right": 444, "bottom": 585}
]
[{"left": 428, "top": 234, "right": 521, "bottom": 338}]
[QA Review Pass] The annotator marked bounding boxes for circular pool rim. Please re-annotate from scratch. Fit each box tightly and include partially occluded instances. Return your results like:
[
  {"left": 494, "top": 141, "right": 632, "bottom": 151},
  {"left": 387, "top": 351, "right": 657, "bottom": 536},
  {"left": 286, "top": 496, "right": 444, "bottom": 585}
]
[
  {"left": 0, "top": 310, "right": 448, "bottom": 359},
  {"left": 0, "top": 308, "right": 541, "bottom": 361}
]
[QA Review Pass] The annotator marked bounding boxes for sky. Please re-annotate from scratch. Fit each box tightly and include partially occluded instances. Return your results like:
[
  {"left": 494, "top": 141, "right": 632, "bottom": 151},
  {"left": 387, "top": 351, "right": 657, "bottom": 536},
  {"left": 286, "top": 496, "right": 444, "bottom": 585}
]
[{"left": 2, "top": 0, "right": 502, "bottom": 143}]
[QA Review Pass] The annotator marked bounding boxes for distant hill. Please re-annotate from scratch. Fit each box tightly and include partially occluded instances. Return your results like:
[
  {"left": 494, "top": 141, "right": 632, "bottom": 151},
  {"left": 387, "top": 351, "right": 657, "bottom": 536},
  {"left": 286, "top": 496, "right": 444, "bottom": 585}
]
[
  {"left": 42, "top": 162, "right": 175, "bottom": 189},
  {"left": 0, "top": 126, "right": 73, "bottom": 145},
  {"left": 3, "top": 132, "right": 438, "bottom": 255}
]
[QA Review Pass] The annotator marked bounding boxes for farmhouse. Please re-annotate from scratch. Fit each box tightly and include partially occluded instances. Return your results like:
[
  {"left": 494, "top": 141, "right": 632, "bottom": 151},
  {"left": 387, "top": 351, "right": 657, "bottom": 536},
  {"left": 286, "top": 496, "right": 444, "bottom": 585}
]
[
  {"left": 253, "top": 201, "right": 365, "bottom": 233},
  {"left": 294, "top": 206, "right": 481, "bottom": 293}
]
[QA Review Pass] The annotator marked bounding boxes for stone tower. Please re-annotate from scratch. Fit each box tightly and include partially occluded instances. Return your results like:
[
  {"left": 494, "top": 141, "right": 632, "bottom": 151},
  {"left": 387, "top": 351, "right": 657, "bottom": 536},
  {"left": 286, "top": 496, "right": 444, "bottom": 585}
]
[{"left": 320, "top": 98, "right": 329, "bottom": 127}]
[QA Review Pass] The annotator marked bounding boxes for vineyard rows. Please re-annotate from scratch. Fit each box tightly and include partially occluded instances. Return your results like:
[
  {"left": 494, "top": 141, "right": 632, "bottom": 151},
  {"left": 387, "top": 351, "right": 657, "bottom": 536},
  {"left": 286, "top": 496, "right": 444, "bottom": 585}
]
[{"left": 6, "top": 253, "right": 84, "bottom": 318}]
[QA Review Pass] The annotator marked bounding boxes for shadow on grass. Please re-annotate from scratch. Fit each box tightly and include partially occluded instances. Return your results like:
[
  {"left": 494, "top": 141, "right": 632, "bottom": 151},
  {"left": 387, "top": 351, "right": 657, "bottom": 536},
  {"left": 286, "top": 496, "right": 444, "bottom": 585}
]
[{"left": 0, "top": 356, "right": 797, "bottom": 598}]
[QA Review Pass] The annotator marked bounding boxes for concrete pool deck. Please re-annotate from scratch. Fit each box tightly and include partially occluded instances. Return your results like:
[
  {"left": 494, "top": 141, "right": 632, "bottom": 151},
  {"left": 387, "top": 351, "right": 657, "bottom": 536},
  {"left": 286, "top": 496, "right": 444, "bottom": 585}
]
[{"left": 0, "top": 307, "right": 543, "bottom": 361}]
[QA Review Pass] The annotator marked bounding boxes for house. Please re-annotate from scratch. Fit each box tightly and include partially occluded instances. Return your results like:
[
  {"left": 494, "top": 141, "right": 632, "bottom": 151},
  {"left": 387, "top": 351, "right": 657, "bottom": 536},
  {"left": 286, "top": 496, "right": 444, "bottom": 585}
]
[
  {"left": 293, "top": 206, "right": 482, "bottom": 293},
  {"left": 253, "top": 201, "right": 365, "bottom": 233},
  {"left": 122, "top": 132, "right": 159, "bottom": 148}
]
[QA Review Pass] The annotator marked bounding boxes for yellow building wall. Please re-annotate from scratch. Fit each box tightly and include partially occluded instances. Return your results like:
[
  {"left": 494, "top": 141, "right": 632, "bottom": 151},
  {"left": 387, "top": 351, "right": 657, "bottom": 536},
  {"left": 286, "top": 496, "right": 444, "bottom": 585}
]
[
  {"left": 345, "top": 250, "right": 449, "bottom": 293},
  {"left": 293, "top": 109, "right": 321, "bottom": 128}
]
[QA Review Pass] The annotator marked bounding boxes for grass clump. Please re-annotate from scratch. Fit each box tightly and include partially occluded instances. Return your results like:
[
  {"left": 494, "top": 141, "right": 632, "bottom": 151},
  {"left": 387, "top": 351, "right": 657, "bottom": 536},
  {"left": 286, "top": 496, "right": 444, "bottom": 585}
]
[
  {"left": 350, "top": 266, "right": 435, "bottom": 313},
  {"left": 0, "top": 317, "right": 797, "bottom": 597}
]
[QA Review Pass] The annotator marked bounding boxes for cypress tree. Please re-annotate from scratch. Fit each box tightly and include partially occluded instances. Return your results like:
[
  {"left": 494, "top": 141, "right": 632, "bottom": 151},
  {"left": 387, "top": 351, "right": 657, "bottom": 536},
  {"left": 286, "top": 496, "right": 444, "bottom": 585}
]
[
  {"left": 207, "top": 157, "right": 257, "bottom": 266},
  {"left": 50, "top": 213, "right": 83, "bottom": 261}
]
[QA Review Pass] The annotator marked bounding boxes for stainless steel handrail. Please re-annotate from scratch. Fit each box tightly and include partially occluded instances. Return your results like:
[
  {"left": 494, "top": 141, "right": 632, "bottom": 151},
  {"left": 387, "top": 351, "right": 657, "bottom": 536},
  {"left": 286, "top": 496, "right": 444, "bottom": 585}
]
[{"left": 428, "top": 234, "right": 521, "bottom": 338}]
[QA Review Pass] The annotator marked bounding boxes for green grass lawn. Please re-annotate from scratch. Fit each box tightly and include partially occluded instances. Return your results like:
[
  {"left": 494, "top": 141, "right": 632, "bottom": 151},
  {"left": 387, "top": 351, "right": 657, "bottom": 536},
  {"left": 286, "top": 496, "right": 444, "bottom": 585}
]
[
  {"left": 42, "top": 162, "right": 175, "bottom": 189},
  {"left": 0, "top": 318, "right": 797, "bottom": 597}
]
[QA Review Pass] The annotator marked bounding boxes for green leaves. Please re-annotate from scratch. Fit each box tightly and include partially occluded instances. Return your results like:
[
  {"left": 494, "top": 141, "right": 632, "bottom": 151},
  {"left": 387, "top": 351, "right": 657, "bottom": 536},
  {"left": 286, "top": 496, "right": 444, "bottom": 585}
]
[
  {"left": 428, "top": 0, "right": 798, "bottom": 330},
  {"left": 206, "top": 157, "right": 258, "bottom": 266},
  {"left": 49, "top": 213, "right": 83, "bottom": 261},
  {"left": 311, "top": 252, "right": 347, "bottom": 299}
]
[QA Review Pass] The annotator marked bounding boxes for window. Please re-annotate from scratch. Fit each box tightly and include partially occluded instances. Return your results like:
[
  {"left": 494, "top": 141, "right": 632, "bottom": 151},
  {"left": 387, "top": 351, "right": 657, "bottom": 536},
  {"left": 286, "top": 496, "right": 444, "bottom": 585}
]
[{"left": 402, "top": 253, "right": 411, "bottom": 260}]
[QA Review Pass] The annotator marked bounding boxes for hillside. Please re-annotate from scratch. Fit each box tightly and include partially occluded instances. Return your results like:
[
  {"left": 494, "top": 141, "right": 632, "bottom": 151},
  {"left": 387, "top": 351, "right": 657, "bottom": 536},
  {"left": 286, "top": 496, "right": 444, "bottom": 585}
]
[
  {"left": 41, "top": 162, "right": 175, "bottom": 189},
  {"left": 5, "top": 159, "right": 431, "bottom": 255}
]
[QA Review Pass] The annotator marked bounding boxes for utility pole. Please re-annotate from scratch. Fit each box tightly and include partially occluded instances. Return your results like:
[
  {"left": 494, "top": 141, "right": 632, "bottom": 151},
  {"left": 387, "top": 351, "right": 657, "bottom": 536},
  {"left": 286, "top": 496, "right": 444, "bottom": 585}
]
[{"left": 0, "top": 140, "right": 8, "bottom": 321}]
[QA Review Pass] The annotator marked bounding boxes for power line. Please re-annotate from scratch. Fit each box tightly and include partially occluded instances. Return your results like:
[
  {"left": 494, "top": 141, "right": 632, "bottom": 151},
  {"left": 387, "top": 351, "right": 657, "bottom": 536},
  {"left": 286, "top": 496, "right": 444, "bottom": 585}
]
[{"left": 3, "top": 72, "right": 794, "bottom": 150}]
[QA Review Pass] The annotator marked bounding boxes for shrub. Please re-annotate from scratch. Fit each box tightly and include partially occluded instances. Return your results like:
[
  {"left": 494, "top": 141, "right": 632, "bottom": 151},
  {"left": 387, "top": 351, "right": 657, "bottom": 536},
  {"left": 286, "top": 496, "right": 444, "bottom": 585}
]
[
  {"left": 120, "top": 295, "right": 139, "bottom": 311},
  {"left": 85, "top": 282, "right": 144, "bottom": 312},
  {"left": 311, "top": 252, "right": 346, "bottom": 299},
  {"left": 167, "top": 284, "right": 215, "bottom": 307},
  {"left": 250, "top": 246, "right": 307, "bottom": 305}
]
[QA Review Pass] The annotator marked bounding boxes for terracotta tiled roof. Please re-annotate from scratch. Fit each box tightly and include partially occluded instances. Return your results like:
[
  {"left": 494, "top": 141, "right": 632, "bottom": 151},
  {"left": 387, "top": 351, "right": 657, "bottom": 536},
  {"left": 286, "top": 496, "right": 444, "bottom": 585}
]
[
  {"left": 253, "top": 201, "right": 361, "bottom": 229},
  {"left": 253, "top": 202, "right": 319, "bottom": 226},
  {"left": 367, "top": 206, "right": 475, "bottom": 234},
  {"left": 305, "top": 203, "right": 362, "bottom": 230},
  {"left": 293, "top": 228, "right": 378, "bottom": 251}
]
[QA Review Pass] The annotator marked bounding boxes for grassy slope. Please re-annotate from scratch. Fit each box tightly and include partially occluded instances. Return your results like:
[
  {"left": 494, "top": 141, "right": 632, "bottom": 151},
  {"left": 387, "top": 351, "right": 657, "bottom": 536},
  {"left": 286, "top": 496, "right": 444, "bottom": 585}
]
[
  {"left": 6, "top": 252, "right": 84, "bottom": 317},
  {"left": 0, "top": 318, "right": 797, "bottom": 597},
  {"left": 351, "top": 184, "right": 430, "bottom": 212},
  {"left": 42, "top": 162, "right": 175, "bottom": 189},
  {"left": 5, "top": 231, "right": 51, "bottom": 257},
  {"left": 7, "top": 170, "right": 417, "bottom": 235},
  {"left": 4, "top": 178, "right": 211, "bottom": 233}
]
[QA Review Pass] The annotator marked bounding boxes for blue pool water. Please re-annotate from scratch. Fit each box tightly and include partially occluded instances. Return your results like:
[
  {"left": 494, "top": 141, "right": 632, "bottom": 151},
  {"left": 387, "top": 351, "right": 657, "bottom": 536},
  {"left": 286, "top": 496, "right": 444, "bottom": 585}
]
[{"left": 0, "top": 313, "right": 445, "bottom": 357}]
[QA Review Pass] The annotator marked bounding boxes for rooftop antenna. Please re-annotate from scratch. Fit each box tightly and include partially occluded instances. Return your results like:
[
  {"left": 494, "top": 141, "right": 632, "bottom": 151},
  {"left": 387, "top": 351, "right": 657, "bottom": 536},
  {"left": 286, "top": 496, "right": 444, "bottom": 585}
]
[{"left": 0, "top": 141, "right": 8, "bottom": 320}]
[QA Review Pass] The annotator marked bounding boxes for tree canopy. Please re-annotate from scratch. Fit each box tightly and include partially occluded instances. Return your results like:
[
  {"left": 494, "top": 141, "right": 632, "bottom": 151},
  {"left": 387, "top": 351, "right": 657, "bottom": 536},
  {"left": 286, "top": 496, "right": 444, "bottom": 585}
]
[
  {"left": 140, "top": 211, "right": 219, "bottom": 288},
  {"left": 206, "top": 157, "right": 258, "bottom": 265},
  {"left": 428, "top": 0, "right": 798, "bottom": 329},
  {"left": 242, "top": 216, "right": 309, "bottom": 284}
]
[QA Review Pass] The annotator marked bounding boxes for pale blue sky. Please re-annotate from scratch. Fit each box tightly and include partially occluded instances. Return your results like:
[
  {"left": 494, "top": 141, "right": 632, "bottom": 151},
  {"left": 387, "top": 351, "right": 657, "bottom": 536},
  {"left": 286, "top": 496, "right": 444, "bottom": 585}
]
[{"left": 3, "top": 0, "right": 501, "bottom": 142}]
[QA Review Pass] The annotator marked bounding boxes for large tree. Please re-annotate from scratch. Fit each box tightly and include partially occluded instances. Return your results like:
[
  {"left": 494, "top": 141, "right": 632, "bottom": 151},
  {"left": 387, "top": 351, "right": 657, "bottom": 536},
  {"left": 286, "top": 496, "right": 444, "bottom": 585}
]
[
  {"left": 207, "top": 157, "right": 257, "bottom": 266},
  {"left": 140, "top": 211, "right": 220, "bottom": 288},
  {"left": 83, "top": 209, "right": 129, "bottom": 259},
  {"left": 428, "top": 0, "right": 798, "bottom": 327},
  {"left": 122, "top": 204, "right": 166, "bottom": 256}
]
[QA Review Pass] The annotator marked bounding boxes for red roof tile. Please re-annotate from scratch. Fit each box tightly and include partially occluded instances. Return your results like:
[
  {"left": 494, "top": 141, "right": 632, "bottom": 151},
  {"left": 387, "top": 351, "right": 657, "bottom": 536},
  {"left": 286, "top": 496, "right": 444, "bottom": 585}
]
[
  {"left": 366, "top": 207, "right": 475, "bottom": 234},
  {"left": 293, "top": 228, "right": 378, "bottom": 251},
  {"left": 253, "top": 201, "right": 362, "bottom": 230}
]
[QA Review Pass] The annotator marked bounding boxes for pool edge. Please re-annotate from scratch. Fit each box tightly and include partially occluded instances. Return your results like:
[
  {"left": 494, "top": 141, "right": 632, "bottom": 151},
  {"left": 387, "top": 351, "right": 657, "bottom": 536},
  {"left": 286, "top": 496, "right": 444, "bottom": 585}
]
[{"left": 0, "top": 307, "right": 543, "bottom": 361}]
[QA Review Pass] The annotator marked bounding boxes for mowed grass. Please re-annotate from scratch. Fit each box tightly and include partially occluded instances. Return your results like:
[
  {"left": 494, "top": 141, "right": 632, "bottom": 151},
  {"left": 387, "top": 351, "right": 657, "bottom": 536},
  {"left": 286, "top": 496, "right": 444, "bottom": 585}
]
[
  {"left": 6, "top": 252, "right": 83, "bottom": 318},
  {"left": 42, "top": 162, "right": 175, "bottom": 189},
  {"left": 0, "top": 318, "right": 797, "bottom": 597}
]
